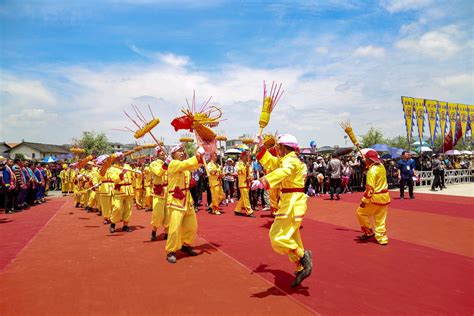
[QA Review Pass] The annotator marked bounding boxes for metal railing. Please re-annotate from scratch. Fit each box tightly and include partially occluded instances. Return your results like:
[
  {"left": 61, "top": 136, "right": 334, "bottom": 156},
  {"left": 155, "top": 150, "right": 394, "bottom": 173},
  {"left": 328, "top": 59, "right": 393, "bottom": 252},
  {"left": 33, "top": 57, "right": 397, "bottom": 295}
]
[{"left": 417, "top": 168, "right": 473, "bottom": 187}]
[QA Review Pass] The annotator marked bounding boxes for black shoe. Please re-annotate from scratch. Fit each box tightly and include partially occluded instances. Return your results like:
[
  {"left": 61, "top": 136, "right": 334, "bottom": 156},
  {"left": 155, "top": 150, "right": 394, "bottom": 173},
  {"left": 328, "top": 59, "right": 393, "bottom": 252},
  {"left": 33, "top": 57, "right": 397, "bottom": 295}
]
[
  {"left": 409, "top": 196, "right": 415, "bottom": 199},
  {"left": 75, "top": 202, "right": 80, "bottom": 208},
  {"left": 291, "top": 250, "right": 312, "bottom": 288},
  {"left": 358, "top": 233, "right": 375, "bottom": 241},
  {"left": 109, "top": 223, "right": 116, "bottom": 233},
  {"left": 163, "top": 233, "right": 168, "bottom": 240},
  {"left": 181, "top": 245, "right": 198, "bottom": 256},
  {"left": 122, "top": 225, "right": 132, "bottom": 232},
  {"left": 234, "top": 211, "right": 243, "bottom": 216},
  {"left": 430, "top": 188, "right": 437, "bottom": 191},
  {"left": 336, "top": 194, "right": 340, "bottom": 200},
  {"left": 151, "top": 231, "right": 157, "bottom": 241},
  {"left": 330, "top": 196, "right": 334, "bottom": 200},
  {"left": 167, "top": 252, "right": 177, "bottom": 263}
]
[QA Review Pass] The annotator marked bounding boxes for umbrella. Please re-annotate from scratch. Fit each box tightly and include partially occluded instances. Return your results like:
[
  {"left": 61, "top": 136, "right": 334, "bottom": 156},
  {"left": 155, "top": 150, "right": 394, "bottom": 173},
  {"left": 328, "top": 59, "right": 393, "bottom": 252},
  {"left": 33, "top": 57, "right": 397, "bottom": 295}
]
[
  {"left": 461, "top": 150, "right": 472, "bottom": 155},
  {"left": 371, "top": 144, "right": 390, "bottom": 152},
  {"left": 335, "top": 147, "right": 353, "bottom": 156},
  {"left": 388, "top": 147, "right": 404, "bottom": 159},
  {"left": 411, "top": 140, "right": 429, "bottom": 147},
  {"left": 0, "top": 155, "right": 6, "bottom": 161},
  {"left": 445, "top": 150, "right": 461, "bottom": 155},
  {"left": 381, "top": 153, "right": 392, "bottom": 159},
  {"left": 415, "top": 146, "right": 433, "bottom": 153},
  {"left": 316, "top": 146, "right": 334, "bottom": 154},
  {"left": 224, "top": 148, "right": 242, "bottom": 155},
  {"left": 42, "top": 156, "right": 58, "bottom": 163}
]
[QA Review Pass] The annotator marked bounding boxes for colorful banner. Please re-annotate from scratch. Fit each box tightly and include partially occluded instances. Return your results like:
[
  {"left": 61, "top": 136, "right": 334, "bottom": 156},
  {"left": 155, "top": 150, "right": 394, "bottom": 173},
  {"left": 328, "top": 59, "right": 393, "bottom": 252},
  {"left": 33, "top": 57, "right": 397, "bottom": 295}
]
[
  {"left": 457, "top": 104, "right": 468, "bottom": 141},
  {"left": 437, "top": 101, "right": 448, "bottom": 141},
  {"left": 470, "top": 105, "right": 474, "bottom": 143},
  {"left": 401, "top": 96, "right": 414, "bottom": 143},
  {"left": 413, "top": 98, "right": 425, "bottom": 143},
  {"left": 424, "top": 99, "right": 438, "bottom": 146},
  {"left": 448, "top": 103, "right": 458, "bottom": 145}
]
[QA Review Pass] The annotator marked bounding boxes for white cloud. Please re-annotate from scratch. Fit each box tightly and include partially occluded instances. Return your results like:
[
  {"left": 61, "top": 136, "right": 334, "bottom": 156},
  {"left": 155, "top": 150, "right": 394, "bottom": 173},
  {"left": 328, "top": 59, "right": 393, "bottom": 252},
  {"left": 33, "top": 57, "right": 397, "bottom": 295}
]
[
  {"left": 354, "top": 45, "right": 385, "bottom": 58},
  {"left": 396, "top": 25, "right": 462, "bottom": 60},
  {"left": 129, "top": 45, "right": 190, "bottom": 67},
  {"left": 381, "top": 0, "right": 432, "bottom": 13},
  {"left": 435, "top": 74, "right": 473, "bottom": 88}
]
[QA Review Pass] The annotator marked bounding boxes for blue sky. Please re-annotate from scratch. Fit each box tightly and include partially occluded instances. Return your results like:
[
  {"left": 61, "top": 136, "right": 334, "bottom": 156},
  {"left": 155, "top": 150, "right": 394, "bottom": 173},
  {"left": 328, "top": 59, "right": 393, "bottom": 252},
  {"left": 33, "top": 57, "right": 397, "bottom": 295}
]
[{"left": 1, "top": 0, "right": 473, "bottom": 147}]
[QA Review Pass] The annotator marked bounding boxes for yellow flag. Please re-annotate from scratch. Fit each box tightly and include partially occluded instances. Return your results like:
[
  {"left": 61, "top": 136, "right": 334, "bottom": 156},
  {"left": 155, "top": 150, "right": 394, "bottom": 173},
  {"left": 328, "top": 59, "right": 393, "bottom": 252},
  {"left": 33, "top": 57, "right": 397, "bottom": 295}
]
[
  {"left": 401, "top": 96, "right": 414, "bottom": 143},
  {"left": 438, "top": 101, "right": 448, "bottom": 140},
  {"left": 457, "top": 104, "right": 468, "bottom": 141},
  {"left": 413, "top": 98, "right": 425, "bottom": 143},
  {"left": 448, "top": 103, "right": 458, "bottom": 142},
  {"left": 425, "top": 99, "right": 438, "bottom": 145},
  {"left": 470, "top": 105, "right": 474, "bottom": 143}
]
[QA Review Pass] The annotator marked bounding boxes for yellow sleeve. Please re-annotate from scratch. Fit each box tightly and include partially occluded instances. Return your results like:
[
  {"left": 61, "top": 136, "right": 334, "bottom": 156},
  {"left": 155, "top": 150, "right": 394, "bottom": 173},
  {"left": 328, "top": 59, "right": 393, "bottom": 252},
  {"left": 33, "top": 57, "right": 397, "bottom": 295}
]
[
  {"left": 109, "top": 167, "right": 121, "bottom": 184},
  {"left": 150, "top": 160, "right": 165, "bottom": 177},
  {"left": 361, "top": 167, "right": 376, "bottom": 204},
  {"left": 262, "top": 158, "right": 294, "bottom": 189},
  {"left": 256, "top": 148, "right": 279, "bottom": 171},
  {"left": 168, "top": 156, "right": 200, "bottom": 174},
  {"left": 208, "top": 162, "right": 218, "bottom": 175}
]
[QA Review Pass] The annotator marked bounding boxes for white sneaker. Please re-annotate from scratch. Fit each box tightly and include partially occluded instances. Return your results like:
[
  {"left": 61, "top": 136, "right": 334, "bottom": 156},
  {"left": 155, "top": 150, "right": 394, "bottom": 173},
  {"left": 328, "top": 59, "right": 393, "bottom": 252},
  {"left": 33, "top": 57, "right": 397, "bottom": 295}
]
[
  {"left": 226, "top": 199, "right": 229, "bottom": 204},
  {"left": 230, "top": 198, "right": 234, "bottom": 203}
]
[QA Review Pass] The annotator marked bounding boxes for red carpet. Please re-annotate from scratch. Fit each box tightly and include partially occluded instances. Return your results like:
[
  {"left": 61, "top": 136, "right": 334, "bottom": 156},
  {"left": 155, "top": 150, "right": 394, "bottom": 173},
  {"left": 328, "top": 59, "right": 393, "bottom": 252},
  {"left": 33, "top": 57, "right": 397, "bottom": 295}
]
[
  {"left": 0, "top": 191, "right": 473, "bottom": 315},
  {"left": 0, "top": 198, "right": 67, "bottom": 271}
]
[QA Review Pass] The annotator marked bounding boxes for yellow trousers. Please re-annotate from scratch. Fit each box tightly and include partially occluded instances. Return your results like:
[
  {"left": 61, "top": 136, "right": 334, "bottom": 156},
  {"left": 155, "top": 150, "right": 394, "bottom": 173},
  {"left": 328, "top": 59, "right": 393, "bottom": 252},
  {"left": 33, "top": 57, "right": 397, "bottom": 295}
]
[
  {"left": 99, "top": 194, "right": 113, "bottom": 220},
  {"left": 269, "top": 217, "right": 305, "bottom": 268},
  {"left": 67, "top": 182, "right": 74, "bottom": 193},
  {"left": 144, "top": 187, "right": 152, "bottom": 209},
  {"left": 165, "top": 208, "right": 197, "bottom": 254},
  {"left": 234, "top": 187, "right": 253, "bottom": 215},
  {"left": 87, "top": 190, "right": 97, "bottom": 208},
  {"left": 210, "top": 185, "right": 224, "bottom": 212},
  {"left": 356, "top": 203, "right": 388, "bottom": 244},
  {"left": 269, "top": 188, "right": 280, "bottom": 213},
  {"left": 151, "top": 196, "right": 168, "bottom": 229},
  {"left": 110, "top": 195, "right": 133, "bottom": 224},
  {"left": 134, "top": 188, "right": 144, "bottom": 208}
]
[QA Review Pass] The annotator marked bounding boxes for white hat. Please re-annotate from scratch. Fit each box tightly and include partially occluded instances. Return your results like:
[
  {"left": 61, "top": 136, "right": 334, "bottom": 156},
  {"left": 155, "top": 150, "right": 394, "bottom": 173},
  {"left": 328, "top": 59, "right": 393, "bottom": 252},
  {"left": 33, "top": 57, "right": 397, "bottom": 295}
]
[
  {"left": 154, "top": 146, "right": 162, "bottom": 156},
  {"left": 317, "top": 156, "right": 323, "bottom": 160},
  {"left": 277, "top": 134, "right": 299, "bottom": 149},
  {"left": 170, "top": 143, "right": 184, "bottom": 154}
]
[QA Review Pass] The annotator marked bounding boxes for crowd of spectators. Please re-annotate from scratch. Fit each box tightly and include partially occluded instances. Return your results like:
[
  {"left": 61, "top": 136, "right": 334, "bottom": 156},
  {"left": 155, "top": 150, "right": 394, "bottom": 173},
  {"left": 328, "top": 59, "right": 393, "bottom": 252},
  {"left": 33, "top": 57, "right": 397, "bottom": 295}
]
[{"left": 0, "top": 158, "right": 62, "bottom": 213}]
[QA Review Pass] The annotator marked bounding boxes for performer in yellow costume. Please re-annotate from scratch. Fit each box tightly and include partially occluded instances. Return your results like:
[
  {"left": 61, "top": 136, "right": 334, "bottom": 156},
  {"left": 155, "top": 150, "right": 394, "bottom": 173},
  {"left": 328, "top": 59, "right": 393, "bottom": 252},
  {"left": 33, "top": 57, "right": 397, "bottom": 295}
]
[
  {"left": 149, "top": 147, "right": 169, "bottom": 241},
  {"left": 356, "top": 149, "right": 390, "bottom": 245},
  {"left": 165, "top": 143, "right": 204, "bottom": 264},
  {"left": 97, "top": 162, "right": 114, "bottom": 225},
  {"left": 109, "top": 154, "right": 134, "bottom": 233},
  {"left": 143, "top": 161, "right": 153, "bottom": 212},
  {"left": 59, "top": 164, "right": 69, "bottom": 196},
  {"left": 86, "top": 162, "right": 99, "bottom": 212},
  {"left": 133, "top": 162, "right": 145, "bottom": 209},
  {"left": 207, "top": 153, "right": 224, "bottom": 215},
  {"left": 234, "top": 148, "right": 254, "bottom": 217},
  {"left": 253, "top": 134, "right": 313, "bottom": 288}
]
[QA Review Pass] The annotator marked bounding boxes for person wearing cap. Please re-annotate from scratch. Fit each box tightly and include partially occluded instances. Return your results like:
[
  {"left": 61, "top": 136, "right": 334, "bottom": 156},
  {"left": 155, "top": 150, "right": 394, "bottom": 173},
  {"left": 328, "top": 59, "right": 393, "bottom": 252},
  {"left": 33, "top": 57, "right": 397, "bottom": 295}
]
[
  {"left": 234, "top": 146, "right": 254, "bottom": 217},
  {"left": 109, "top": 154, "right": 134, "bottom": 233},
  {"left": 207, "top": 153, "right": 224, "bottom": 215},
  {"left": 253, "top": 134, "right": 312, "bottom": 288},
  {"left": 164, "top": 143, "right": 205, "bottom": 263},
  {"left": 356, "top": 148, "right": 390, "bottom": 245},
  {"left": 149, "top": 146, "right": 169, "bottom": 241}
]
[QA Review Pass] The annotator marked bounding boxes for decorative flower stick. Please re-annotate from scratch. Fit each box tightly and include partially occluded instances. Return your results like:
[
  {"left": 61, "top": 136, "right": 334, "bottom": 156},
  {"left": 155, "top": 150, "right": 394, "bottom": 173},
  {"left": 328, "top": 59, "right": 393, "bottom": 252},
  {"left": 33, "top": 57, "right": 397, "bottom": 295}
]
[
  {"left": 339, "top": 120, "right": 363, "bottom": 158},
  {"left": 253, "top": 81, "right": 284, "bottom": 154}
]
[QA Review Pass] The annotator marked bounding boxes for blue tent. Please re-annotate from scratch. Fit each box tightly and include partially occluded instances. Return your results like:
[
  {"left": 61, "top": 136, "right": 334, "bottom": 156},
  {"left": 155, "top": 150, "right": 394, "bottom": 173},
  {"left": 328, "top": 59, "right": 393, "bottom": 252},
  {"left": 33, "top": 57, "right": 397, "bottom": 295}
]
[{"left": 42, "top": 156, "right": 58, "bottom": 163}]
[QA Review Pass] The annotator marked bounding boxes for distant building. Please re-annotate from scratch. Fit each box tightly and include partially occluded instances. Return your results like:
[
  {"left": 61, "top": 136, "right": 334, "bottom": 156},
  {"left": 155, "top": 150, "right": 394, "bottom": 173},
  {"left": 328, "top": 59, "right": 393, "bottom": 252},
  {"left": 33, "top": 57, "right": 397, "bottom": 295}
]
[
  {"left": 109, "top": 142, "right": 134, "bottom": 153},
  {"left": 0, "top": 142, "right": 16, "bottom": 158},
  {"left": 5, "top": 141, "right": 70, "bottom": 160},
  {"left": 225, "top": 138, "right": 242, "bottom": 148}
]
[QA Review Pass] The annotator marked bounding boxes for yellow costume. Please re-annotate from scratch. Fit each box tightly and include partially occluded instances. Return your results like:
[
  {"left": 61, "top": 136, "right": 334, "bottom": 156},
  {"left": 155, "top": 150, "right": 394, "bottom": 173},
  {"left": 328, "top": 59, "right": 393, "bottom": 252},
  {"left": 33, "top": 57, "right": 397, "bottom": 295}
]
[
  {"left": 143, "top": 164, "right": 153, "bottom": 210},
  {"left": 109, "top": 163, "right": 134, "bottom": 231},
  {"left": 257, "top": 148, "right": 307, "bottom": 269},
  {"left": 234, "top": 160, "right": 253, "bottom": 216},
  {"left": 97, "top": 168, "right": 114, "bottom": 223},
  {"left": 207, "top": 160, "right": 224, "bottom": 215},
  {"left": 356, "top": 162, "right": 390, "bottom": 245},
  {"left": 45, "top": 168, "right": 52, "bottom": 195},
  {"left": 133, "top": 166, "right": 145, "bottom": 209},
  {"left": 87, "top": 167, "right": 99, "bottom": 210},
  {"left": 165, "top": 155, "right": 201, "bottom": 255},
  {"left": 59, "top": 166, "right": 69, "bottom": 195},
  {"left": 150, "top": 159, "right": 169, "bottom": 235}
]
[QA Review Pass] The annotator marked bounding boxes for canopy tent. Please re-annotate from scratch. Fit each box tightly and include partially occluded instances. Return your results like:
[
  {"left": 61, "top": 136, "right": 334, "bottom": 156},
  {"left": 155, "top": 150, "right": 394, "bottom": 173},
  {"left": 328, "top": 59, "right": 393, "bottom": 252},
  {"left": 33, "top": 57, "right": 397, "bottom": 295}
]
[
  {"left": 415, "top": 146, "right": 433, "bottom": 153},
  {"left": 42, "top": 156, "right": 59, "bottom": 163},
  {"left": 411, "top": 140, "right": 430, "bottom": 147}
]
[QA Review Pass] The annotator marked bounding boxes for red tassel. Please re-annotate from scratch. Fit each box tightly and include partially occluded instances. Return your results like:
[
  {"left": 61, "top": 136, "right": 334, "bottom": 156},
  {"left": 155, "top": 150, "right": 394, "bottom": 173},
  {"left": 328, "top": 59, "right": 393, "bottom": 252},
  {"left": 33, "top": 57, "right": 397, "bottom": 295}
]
[
  {"left": 172, "top": 187, "right": 185, "bottom": 200},
  {"left": 171, "top": 116, "right": 193, "bottom": 131}
]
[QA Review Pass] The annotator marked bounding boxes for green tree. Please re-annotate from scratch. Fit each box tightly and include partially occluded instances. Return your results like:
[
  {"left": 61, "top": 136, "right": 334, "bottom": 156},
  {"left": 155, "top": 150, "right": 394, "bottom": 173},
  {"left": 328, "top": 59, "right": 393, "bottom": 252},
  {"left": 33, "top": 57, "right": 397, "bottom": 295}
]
[
  {"left": 73, "top": 131, "right": 110, "bottom": 156},
  {"left": 360, "top": 127, "right": 386, "bottom": 148},
  {"left": 387, "top": 135, "right": 408, "bottom": 149}
]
